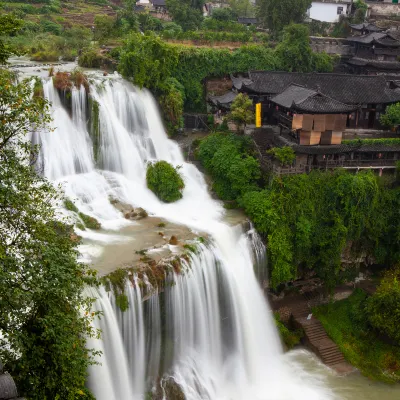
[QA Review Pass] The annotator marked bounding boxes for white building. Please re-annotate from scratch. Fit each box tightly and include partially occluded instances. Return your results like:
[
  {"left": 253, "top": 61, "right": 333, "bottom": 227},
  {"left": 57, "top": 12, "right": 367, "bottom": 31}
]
[{"left": 308, "top": 0, "right": 352, "bottom": 23}]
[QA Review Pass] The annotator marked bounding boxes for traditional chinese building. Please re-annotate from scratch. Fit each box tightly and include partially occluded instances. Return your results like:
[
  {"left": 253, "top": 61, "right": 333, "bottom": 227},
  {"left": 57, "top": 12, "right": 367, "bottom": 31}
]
[
  {"left": 345, "top": 26, "right": 400, "bottom": 73},
  {"left": 237, "top": 71, "right": 400, "bottom": 129}
]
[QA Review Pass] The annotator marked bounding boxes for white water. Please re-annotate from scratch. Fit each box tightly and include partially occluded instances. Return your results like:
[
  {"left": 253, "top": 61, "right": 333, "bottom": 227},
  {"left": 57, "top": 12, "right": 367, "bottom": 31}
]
[{"left": 37, "top": 74, "right": 335, "bottom": 399}]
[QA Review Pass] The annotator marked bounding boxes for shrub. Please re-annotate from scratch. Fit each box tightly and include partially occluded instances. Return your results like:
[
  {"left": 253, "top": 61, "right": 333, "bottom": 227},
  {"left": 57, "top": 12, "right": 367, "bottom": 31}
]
[
  {"left": 366, "top": 267, "right": 400, "bottom": 345},
  {"left": 78, "top": 212, "right": 101, "bottom": 230},
  {"left": 78, "top": 48, "right": 106, "bottom": 68},
  {"left": 274, "top": 313, "right": 302, "bottom": 349},
  {"left": 146, "top": 161, "right": 184, "bottom": 203},
  {"left": 267, "top": 147, "right": 296, "bottom": 166}
]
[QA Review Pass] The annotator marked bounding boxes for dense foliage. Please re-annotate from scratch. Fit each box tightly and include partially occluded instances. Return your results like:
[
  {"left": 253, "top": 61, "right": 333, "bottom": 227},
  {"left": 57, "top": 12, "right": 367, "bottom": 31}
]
[
  {"left": 0, "top": 14, "right": 24, "bottom": 63},
  {"left": 257, "top": 0, "right": 312, "bottom": 35},
  {"left": 119, "top": 31, "right": 333, "bottom": 115},
  {"left": 241, "top": 170, "right": 385, "bottom": 289},
  {"left": 367, "top": 267, "right": 400, "bottom": 345},
  {"left": 380, "top": 102, "right": 400, "bottom": 129},
  {"left": 197, "top": 133, "right": 400, "bottom": 290},
  {"left": 146, "top": 161, "right": 185, "bottom": 202},
  {"left": 197, "top": 132, "right": 261, "bottom": 201},
  {"left": 0, "top": 70, "right": 97, "bottom": 398},
  {"left": 275, "top": 24, "right": 334, "bottom": 73},
  {"left": 315, "top": 289, "right": 400, "bottom": 383},
  {"left": 267, "top": 147, "right": 296, "bottom": 166},
  {"left": 166, "top": 0, "right": 204, "bottom": 31}
]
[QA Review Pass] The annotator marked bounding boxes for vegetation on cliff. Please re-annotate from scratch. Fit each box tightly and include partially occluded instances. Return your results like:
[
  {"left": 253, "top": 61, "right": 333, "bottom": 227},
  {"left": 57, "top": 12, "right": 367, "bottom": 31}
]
[
  {"left": 197, "top": 132, "right": 260, "bottom": 202},
  {"left": 197, "top": 133, "right": 400, "bottom": 291},
  {"left": 146, "top": 161, "right": 185, "bottom": 203}
]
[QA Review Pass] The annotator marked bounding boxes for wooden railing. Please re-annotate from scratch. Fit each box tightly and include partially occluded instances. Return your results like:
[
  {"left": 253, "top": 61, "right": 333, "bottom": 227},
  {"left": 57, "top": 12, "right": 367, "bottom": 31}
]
[{"left": 316, "top": 159, "right": 398, "bottom": 169}]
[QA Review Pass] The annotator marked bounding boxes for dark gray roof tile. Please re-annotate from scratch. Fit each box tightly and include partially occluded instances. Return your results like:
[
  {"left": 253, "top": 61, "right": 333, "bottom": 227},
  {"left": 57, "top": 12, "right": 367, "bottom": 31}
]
[
  {"left": 244, "top": 71, "right": 400, "bottom": 104},
  {"left": 270, "top": 84, "right": 356, "bottom": 113}
]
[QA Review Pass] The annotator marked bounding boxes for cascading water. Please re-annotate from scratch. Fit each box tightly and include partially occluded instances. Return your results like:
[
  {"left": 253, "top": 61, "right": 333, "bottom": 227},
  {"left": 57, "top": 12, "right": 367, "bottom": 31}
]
[{"left": 37, "top": 73, "right": 335, "bottom": 399}]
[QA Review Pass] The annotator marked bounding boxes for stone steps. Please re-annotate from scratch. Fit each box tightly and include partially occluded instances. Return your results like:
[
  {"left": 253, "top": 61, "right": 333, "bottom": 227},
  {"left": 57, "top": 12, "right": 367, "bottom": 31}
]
[{"left": 294, "top": 317, "right": 353, "bottom": 373}]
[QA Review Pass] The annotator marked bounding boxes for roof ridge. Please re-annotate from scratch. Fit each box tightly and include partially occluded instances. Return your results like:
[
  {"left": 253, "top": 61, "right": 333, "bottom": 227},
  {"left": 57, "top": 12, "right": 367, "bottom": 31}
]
[{"left": 248, "top": 70, "right": 386, "bottom": 79}]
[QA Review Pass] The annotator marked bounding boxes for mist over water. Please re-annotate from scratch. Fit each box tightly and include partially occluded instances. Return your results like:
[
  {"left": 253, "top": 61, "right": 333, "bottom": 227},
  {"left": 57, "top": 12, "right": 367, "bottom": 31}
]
[{"left": 37, "top": 74, "right": 336, "bottom": 399}]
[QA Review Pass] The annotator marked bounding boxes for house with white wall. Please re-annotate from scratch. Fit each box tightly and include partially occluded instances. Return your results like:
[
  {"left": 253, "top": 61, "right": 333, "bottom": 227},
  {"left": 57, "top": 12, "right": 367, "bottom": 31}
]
[{"left": 308, "top": 0, "right": 352, "bottom": 23}]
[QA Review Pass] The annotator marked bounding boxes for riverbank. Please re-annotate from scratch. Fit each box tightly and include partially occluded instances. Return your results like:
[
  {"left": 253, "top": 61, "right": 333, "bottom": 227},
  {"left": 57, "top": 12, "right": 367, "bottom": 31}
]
[{"left": 315, "top": 289, "right": 400, "bottom": 384}]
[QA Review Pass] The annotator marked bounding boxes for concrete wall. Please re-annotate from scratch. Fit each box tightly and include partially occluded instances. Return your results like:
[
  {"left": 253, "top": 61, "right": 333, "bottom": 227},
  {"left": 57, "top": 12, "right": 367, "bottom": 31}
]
[
  {"left": 309, "top": 2, "right": 350, "bottom": 22},
  {"left": 369, "top": 3, "right": 400, "bottom": 17}
]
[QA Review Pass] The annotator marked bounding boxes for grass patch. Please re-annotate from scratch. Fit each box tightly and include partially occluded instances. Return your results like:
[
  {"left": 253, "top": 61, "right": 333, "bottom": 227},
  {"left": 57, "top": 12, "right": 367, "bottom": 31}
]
[
  {"left": 314, "top": 289, "right": 400, "bottom": 383},
  {"left": 78, "top": 212, "right": 101, "bottom": 230},
  {"left": 157, "top": 222, "right": 166, "bottom": 228}
]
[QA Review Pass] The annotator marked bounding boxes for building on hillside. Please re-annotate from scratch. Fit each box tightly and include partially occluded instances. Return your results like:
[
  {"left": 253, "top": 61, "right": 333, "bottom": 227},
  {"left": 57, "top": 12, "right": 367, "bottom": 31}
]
[
  {"left": 307, "top": 0, "right": 352, "bottom": 23},
  {"left": 344, "top": 28, "right": 400, "bottom": 73},
  {"left": 349, "top": 22, "right": 383, "bottom": 35},
  {"left": 237, "top": 17, "right": 259, "bottom": 26},
  {"left": 268, "top": 84, "right": 357, "bottom": 145},
  {"left": 150, "top": 0, "right": 166, "bottom": 12},
  {"left": 252, "top": 126, "right": 400, "bottom": 175},
  {"left": 236, "top": 71, "right": 400, "bottom": 129}
]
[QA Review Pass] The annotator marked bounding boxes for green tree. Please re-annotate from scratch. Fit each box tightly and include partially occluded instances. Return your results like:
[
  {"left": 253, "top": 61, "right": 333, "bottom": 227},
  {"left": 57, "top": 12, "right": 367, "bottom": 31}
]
[
  {"left": 275, "top": 24, "right": 333, "bottom": 72},
  {"left": 146, "top": 161, "right": 185, "bottom": 202},
  {"left": 116, "top": 0, "right": 139, "bottom": 34},
  {"left": 166, "top": 0, "right": 204, "bottom": 31},
  {"left": 256, "top": 0, "right": 311, "bottom": 34},
  {"left": 0, "top": 14, "right": 24, "bottom": 64},
  {"left": 211, "top": 7, "right": 237, "bottom": 21},
  {"left": 228, "top": 93, "right": 253, "bottom": 132},
  {"left": 380, "top": 103, "right": 400, "bottom": 129},
  {"left": 367, "top": 267, "right": 400, "bottom": 345},
  {"left": 0, "top": 70, "right": 97, "bottom": 398},
  {"left": 229, "top": 0, "right": 254, "bottom": 17},
  {"left": 94, "top": 15, "right": 116, "bottom": 44}
]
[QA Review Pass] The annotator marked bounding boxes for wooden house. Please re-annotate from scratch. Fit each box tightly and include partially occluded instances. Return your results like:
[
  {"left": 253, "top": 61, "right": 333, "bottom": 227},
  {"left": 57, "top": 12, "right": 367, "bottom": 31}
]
[
  {"left": 236, "top": 71, "right": 400, "bottom": 129},
  {"left": 345, "top": 28, "right": 400, "bottom": 74},
  {"left": 268, "top": 84, "right": 356, "bottom": 145}
]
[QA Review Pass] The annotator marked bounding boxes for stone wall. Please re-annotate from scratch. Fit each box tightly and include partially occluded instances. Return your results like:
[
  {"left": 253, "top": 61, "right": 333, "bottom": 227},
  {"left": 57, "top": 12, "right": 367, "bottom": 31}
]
[
  {"left": 310, "top": 36, "right": 355, "bottom": 56},
  {"left": 369, "top": 3, "right": 400, "bottom": 17}
]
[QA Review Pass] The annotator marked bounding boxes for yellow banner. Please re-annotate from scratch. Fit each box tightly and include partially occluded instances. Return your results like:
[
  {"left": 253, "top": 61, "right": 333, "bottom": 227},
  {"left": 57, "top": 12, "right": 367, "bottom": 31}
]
[{"left": 255, "top": 103, "right": 262, "bottom": 128}]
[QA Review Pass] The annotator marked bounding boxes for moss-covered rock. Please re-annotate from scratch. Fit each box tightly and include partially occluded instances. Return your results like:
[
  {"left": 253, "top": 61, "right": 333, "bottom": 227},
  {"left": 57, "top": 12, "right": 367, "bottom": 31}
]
[
  {"left": 78, "top": 212, "right": 101, "bottom": 230},
  {"left": 146, "top": 161, "right": 184, "bottom": 203}
]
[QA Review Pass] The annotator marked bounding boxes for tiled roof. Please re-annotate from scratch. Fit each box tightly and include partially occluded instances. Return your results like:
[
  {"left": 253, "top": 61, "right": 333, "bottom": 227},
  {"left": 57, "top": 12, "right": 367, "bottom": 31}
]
[
  {"left": 237, "top": 17, "right": 258, "bottom": 24},
  {"left": 270, "top": 84, "right": 357, "bottom": 113},
  {"left": 350, "top": 23, "right": 382, "bottom": 32},
  {"left": 150, "top": 0, "right": 166, "bottom": 5},
  {"left": 374, "top": 37, "right": 400, "bottom": 47},
  {"left": 347, "top": 57, "right": 400, "bottom": 71},
  {"left": 244, "top": 71, "right": 400, "bottom": 104},
  {"left": 231, "top": 74, "right": 253, "bottom": 90},
  {"left": 208, "top": 91, "right": 237, "bottom": 107},
  {"left": 346, "top": 32, "right": 387, "bottom": 44}
]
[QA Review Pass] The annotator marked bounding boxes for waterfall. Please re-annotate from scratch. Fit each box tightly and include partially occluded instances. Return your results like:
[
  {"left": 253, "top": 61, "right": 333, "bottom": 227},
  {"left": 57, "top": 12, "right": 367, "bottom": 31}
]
[{"left": 37, "top": 73, "right": 335, "bottom": 399}]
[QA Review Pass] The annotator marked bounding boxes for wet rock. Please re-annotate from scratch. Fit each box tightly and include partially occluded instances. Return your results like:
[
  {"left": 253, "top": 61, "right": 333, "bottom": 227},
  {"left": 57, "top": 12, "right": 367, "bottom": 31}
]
[
  {"left": 137, "top": 208, "right": 148, "bottom": 218},
  {"left": 169, "top": 235, "right": 178, "bottom": 245}
]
